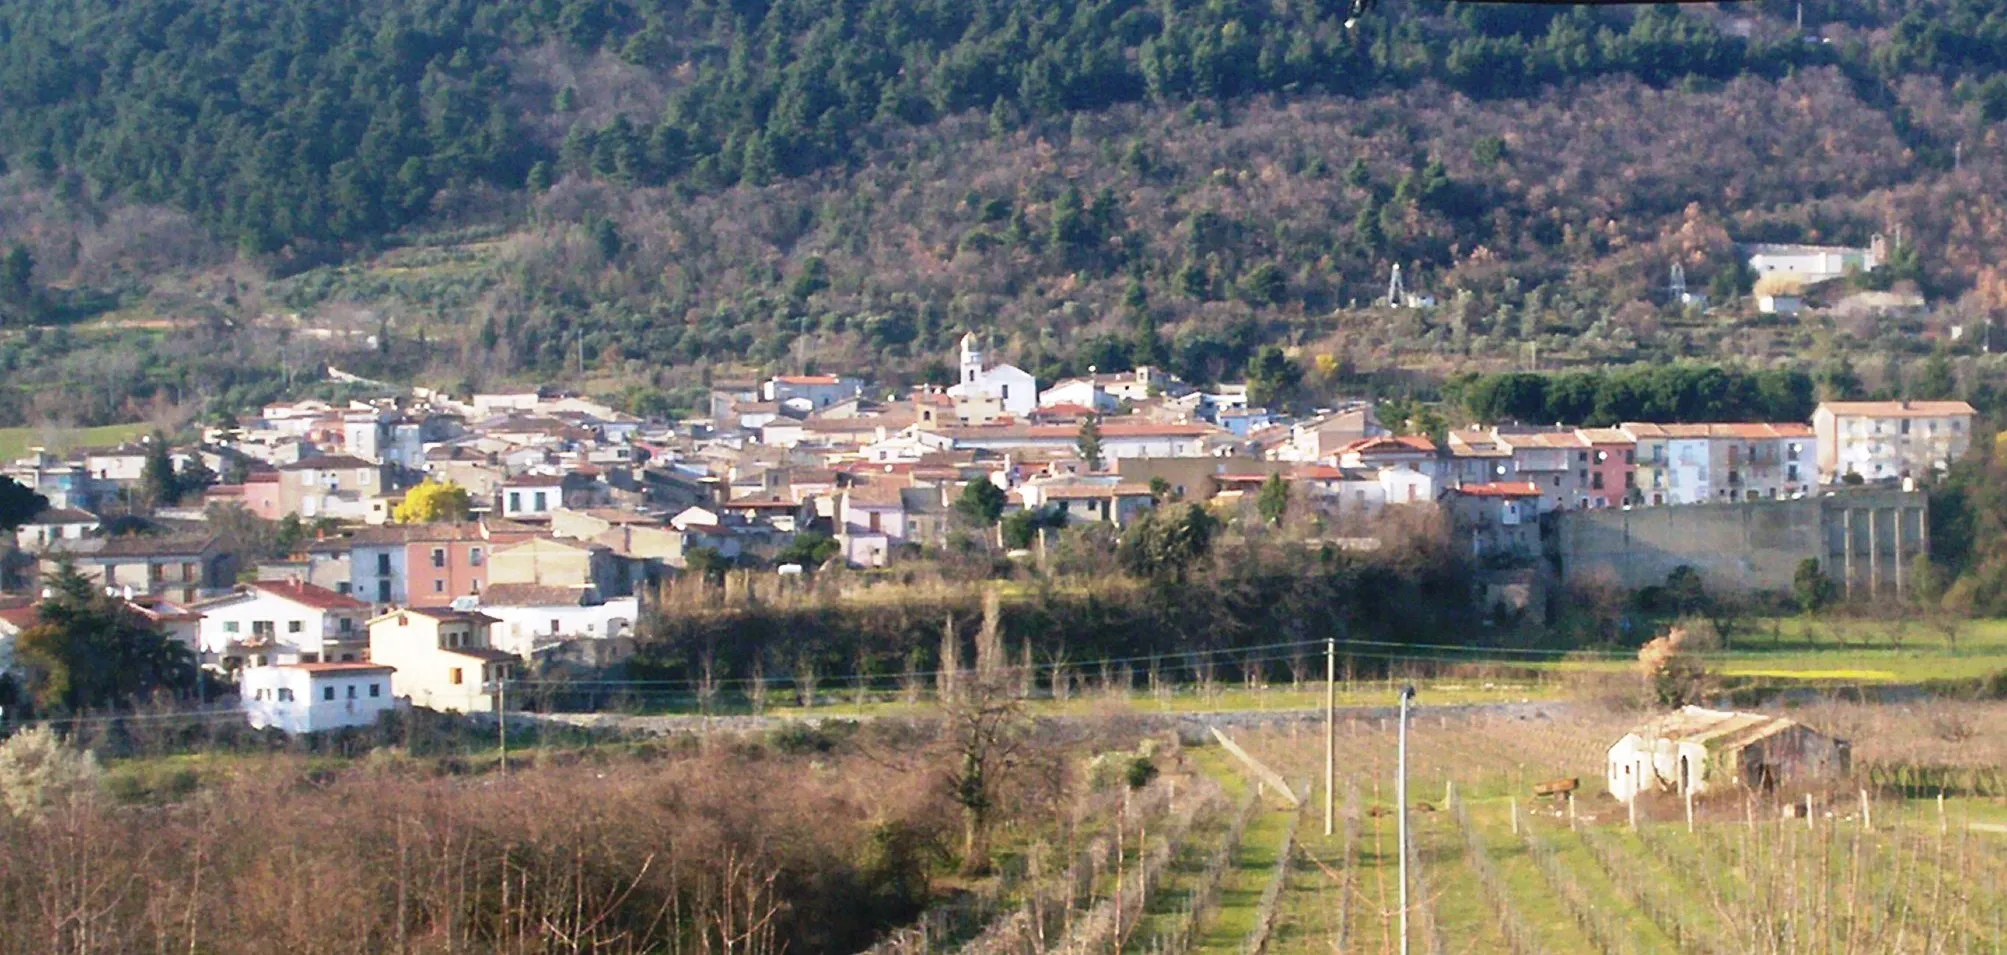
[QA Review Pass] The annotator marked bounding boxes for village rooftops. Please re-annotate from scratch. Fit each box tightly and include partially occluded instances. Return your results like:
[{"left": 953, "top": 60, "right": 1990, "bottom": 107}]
[
  {"left": 1575, "top": 427, "right": 1636, "bottom": 445},
  {"left": 1816, "top": 400, "right": 1977, "bottom": 418},
  {"left": 1340, "top": 435, "right": 1437, "bottom": 455},
  {"left": 930, "top": 422, "right": 1220, "bottom": 439},
  {"left": 480, "top": 583, "right": 598, "bottom": 606},
  {"left": 501, "top": 473, "right": 569, "bottom": 487},
  {"left": 1033, "top": 482, "right": 1155, "bottom": 500},
  {"left": 1451, "top": 482, "right": 1544, "bottom": 498},
  {"left": 281, "top": 661, "right": 396, "bottom": 674},
  {"left": 1620, "top": 422, "right": 1814, "bottom": 439},
  {"left": 50, "top": 533, "right": 218, "bottom": 558},
  {"left": 247, "top": 579, "right": 370, "bottom": 611},
  {"left": 279, "top": 454, "right": 377, "bottom": 471},
  {"left": 25, "top": 507, "right": 99, "bottom": 524},
  {"left": 1495, "top": 431, "right": 1587, "bottom": 449},
  {"left": 376, "top": 606, "right": 502, "bottom": 626}
]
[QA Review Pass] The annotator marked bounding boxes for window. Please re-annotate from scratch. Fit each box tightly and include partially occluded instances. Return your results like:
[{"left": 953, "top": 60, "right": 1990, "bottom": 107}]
[
  {"left": 277, "top": 688, "right": 294, "bottom": 702},
  {"left": 223, "top": 620, "right": 240, "bottom": 634},
  {"left": 300, "top": 653, "right": 319, "bottom": 663},
  {"left": 253, "top": 620, "right": 275, "bottom": 638},
  {"left": 378, "top": 581, "right": 391, "bottom": 602},
  {"left": 1001, "top": 384, "right": 1010, "bottom": 400},
  {"left": 323, "top": 685, "right": 336, "bottom": 702},
  {"left": 181, "top": 562, "right": 198, "bottom": 582},
  {"left": 338, "top": 617, "right": 353, "bottom": 634},
  {"left": 346, "top": 684, "right": 357, "bottom": 699},
  {"left": 434, "top": 579, "right": 445, "bottom": 593},
  {"left": 551, "top": 618, "right": 562, "bottom": 634},
  {"left": 1625, "top": 450, "right": 1634, "bottom": 465},
  {"left": 534, "top": 491, "right": 548, "bottom": 511},
  {"left": 1591, "top": 472, "right": 1605, "bottom": 490},
  {"left": 508, "top": 492, "right": 522, "bottom": 512},
  {"left": 430, "top": 548, "right": 446, "bottom": 569},
  {"left": 288, "top": 620, "right": 304, "bottom": 634},
  {"left": 369, "top": 683, "right": 381, "bottom": 698},
  {"left": 357, "top": 469, "right": 371, "bottom": 485},
  {"left": 450, "top": 668, "right": 464, "bottom": 685},
  {"left": 1901, "top": 419, "right": 1911, "bottom": 435},
  {"left": 377, "top": 553, "right": 391, "bottom": 574},
  {"left": 337, "top": 582, "right": 351, "bottom": 594},
  {"left": 469, "top": 547, "right": 483, "bottom": 566}
]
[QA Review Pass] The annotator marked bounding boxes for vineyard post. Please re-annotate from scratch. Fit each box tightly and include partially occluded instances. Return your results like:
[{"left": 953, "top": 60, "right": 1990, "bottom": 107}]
[
  {"left": 1396, "top": 684, "right": 1415, "bottom": 955},
  {"left": 1684, "top": 787, "right": 1693, "bottom": 833},
  {"left": 1567, "top": 792, "right": 1576, "bottom": 831},
  {"left": 1938, "top": 790, "right": 1946, "bottom": 834},
  {"left": 1859, "top": 789, "right": 1871, "bottom": 831},
  {"left": 1628, "top": 789, "right": 1637, "bottom": 831},
  {"left": 1325, "top": 637, "right": 1335, "bottom": 837},
  {"left": 1804, "top": 792, "right": 1813, "bottom": 830},
  {"left": 1510, "top": 797, "right": 1519, "bottom": 836}
]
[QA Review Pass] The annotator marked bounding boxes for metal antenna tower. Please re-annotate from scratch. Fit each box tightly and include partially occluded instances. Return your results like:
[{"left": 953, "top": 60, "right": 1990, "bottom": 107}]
[{"left": 1387, "top": 263, "right": 1406, "bottom": 308}]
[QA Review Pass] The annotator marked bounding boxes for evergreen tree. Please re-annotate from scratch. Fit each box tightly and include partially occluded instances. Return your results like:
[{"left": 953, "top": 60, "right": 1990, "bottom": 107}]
[
  {"left": 1076, "top": 416, "right": 1105, "bottom": 471},
  {"left": 138, "top": 433, "right": 178, "bottom": 509}
]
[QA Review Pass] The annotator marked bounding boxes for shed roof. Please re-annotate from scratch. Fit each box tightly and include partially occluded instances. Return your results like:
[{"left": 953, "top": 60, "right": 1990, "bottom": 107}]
[{"left": 1625, "top": 706, "right": 1810, "bottom": 750}]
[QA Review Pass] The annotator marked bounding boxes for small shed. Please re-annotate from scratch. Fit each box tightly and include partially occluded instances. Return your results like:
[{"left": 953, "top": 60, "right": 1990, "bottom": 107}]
[{"left": 1606, "top": 706, "right": 1849, "bottom": 802}]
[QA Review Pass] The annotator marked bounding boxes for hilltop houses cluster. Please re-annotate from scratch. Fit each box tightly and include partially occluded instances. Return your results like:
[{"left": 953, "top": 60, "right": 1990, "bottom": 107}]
[{"left": 0, "top": 330, "right": 1978, "bottom": 734}]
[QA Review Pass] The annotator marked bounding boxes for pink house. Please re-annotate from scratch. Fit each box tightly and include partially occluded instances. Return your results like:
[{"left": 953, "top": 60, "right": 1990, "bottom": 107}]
[
  {"left": 1574, "top": 428, "right": 1637, "bottom": 508},
  {"left": 243, "top": 472, "right": 284, "bottom": 521}
]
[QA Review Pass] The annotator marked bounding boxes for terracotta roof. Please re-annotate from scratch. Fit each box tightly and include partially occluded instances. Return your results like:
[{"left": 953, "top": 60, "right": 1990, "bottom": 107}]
[
  {"left": 773, "top": 375, "right": 849, "bottom": 385},
  {"left": 54, "top": 534, "right": 217, "bottom": 559},
  {"left": 26, "top": 507, "right": 98, "bottom": 525},
  {"left": 0, "top": 606, "right": 41, "bottom": 630},
  {"left": 503, "top": 473, "right": 568, "bottom": 487},
  {"left": 249, "top": 579, "right": 369, "bottom": 612},
  {"left": 1626, "top": 706, "right": 1812, "bottom": 749},
  {"left": 1037, "top": 482, "right": 1155, "bottom": 500},
  {"left": 1453, "top": 482, "right": 1544, "bottom": 498},
  {"left": 1497, "top": 431, "right": 1587, "bottom": 450},
  {"left": 480, "top": 583, "right": 597, "bottom": 607},
  {"left": 280, "top": 454, "right": 377, "bottom": 471},
  {"left": 1819, "top": 400, "right": 1976, "bottom": 418},
  {"left": 281, "top": 661, "right": 396, "bottom": 674},
  {"left": 935, "top": 423, "right": 1220, "bottom": 440},
  {"left": 1341, "top": 435, "right": 1437, "bottom": 455},
  {"left": 373, "top": 606, "right": 500, "bottom": 626},
  {"left": 1575, "top": 428, "right": 1635, "bottom": 445}
]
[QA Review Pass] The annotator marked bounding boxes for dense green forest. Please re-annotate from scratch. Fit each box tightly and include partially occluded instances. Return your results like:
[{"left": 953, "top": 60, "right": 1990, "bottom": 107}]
[{"left": 6, "top": 0, "right": 2007, "bottom": 421}]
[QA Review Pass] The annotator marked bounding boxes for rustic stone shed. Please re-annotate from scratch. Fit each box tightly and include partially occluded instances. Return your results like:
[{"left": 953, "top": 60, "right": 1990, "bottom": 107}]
[{"left": 1606, "top": 706, "right": 1850, "bottom": 802}]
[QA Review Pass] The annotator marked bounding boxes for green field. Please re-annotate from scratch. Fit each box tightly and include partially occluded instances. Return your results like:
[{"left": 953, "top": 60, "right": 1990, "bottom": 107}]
[
  {"left": 1538, "top": 615, "right": 2007, "bottom": 685},
  {"left": 0, "top": 422, "right": 155, "bottom": 461}
]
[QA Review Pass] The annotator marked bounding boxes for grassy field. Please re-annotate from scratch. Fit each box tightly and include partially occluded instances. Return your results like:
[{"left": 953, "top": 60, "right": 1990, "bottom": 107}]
[{"left": 0, "top": 422, "right": 154, "bottom": 460}]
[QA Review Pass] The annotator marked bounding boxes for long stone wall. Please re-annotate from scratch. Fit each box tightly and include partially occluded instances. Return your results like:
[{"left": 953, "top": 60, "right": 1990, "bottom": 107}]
[{"left": 1553, "top": 488, "right": 1927, "bottom": 596}]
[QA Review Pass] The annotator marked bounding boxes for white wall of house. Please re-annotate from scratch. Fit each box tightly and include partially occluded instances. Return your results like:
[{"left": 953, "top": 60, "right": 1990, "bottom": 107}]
[
  {"left": 242, "top": 665, "right": 396, "bottom": 734},
  {"left": 502, "top": 484, "right": 559, "bottom": 517},
  {"left": 197, "top": 590, "right": 366, "bottom": 661},
  {"left": 483, "top": 597, "right": 639, "bottom": 657}
]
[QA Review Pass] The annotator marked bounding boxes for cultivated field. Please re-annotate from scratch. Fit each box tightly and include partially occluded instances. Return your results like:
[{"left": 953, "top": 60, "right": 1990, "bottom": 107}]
[{"left": 983, "top": 700, "right": 2007, "bottom": 955}]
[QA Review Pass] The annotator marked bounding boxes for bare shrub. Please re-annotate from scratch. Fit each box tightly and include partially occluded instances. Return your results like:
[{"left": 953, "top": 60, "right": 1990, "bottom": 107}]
[{"left": 0, "top": 726, "right": 101, "bottom": 817}]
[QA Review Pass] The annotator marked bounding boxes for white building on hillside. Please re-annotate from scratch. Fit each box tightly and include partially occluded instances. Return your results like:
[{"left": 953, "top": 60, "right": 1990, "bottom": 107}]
[
  {"left": 195, "top": 579, "right": 372, "bottom": 672},
  {"left": 947, "top": 333, "right": 1037, "bottom": 417},
  {"left": 242, "top": 662, "right": 398, "bottom": 734}
]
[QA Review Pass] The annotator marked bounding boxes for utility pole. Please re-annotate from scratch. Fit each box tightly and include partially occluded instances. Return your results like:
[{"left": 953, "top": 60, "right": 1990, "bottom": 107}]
[
  {"left": 1396, "top": 684, "right": 1415, "bottom": 955},
  {"left": 1324, "top": 637, "right": 1336, "bottom": 836},
  {"left": 494, "top": 675, "right": 508, "bottom": 774}
]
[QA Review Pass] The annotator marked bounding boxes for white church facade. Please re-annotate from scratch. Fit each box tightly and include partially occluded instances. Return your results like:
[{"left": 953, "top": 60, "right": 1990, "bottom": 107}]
[{"left": 948, "top": 332, "right": 1037, "bottom": 417}]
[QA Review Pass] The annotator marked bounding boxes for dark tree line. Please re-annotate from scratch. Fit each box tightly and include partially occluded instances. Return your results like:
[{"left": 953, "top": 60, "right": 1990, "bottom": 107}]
[{"left": 1445, "top": 366, "right": 1818, "bottom": 427}]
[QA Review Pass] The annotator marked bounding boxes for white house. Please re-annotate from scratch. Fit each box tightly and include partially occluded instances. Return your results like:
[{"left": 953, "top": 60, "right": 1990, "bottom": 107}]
[
  {"left": 500, "top": 473, "right": 566, "bottom": 517},
  {"left": 761, "top": 375, "right": 864, "bottom": 408},
  {"left": 242, "top": 662, "right": 398, "bottom": 734},
  {"left": 1744, "top": 238, "right": 1882, "bottom": 286},
  {"left": 14, "top": 507, "right": 99, "bottom": 550},
  {"left": 478, "top": 584, "right": 639, "bottom": 657},
  {"left": 947, "top": 333, "right": 1037, "bottom": 417},
  {"left": 1038, "top": 377, "right": 1120, "bottom": 414},
  {"left": 194, "top": 579, "right": 372, "bottom": 672}
]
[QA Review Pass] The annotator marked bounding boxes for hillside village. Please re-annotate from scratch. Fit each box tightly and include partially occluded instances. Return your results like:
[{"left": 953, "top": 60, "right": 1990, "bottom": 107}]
[{"left": 0, "top": 322, "right": 1977, "bottom": 732}]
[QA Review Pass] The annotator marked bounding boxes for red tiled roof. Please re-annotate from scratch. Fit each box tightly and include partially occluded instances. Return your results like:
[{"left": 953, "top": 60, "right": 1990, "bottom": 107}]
[
  {"left": 1454, "top": 482, "right": 1544, "bottom": 498},
  {"left": 282, "top": 662, "right": 395, "bottom": 674},
  {"left": 251, "top": 579, "right": 369, "bottom": 612},
  {"left": 1341, "top": 435, "right": 1437, "bottom": 455},
  {"left": 1818, "top": 400, "right": 1976, "bottom": 418}
]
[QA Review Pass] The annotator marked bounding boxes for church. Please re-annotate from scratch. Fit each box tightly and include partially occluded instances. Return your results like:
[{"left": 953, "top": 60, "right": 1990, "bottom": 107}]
[{"left": 947, "top": 332, "right": 1037, "bottom": 417}]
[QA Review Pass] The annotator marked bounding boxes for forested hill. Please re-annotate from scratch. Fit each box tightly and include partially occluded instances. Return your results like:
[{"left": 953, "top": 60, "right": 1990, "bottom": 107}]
[
  {"left": 4, "top": 0, "right": 1996, "bottom": 254},
  {"left": 5, "top": 0, "right": 2007, "bottom": 419}
]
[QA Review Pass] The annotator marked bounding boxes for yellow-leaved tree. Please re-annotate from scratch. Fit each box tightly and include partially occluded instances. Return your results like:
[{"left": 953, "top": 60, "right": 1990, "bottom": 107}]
[{"left": 393, "top": 479, "right": 472, "bottom": 524}]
